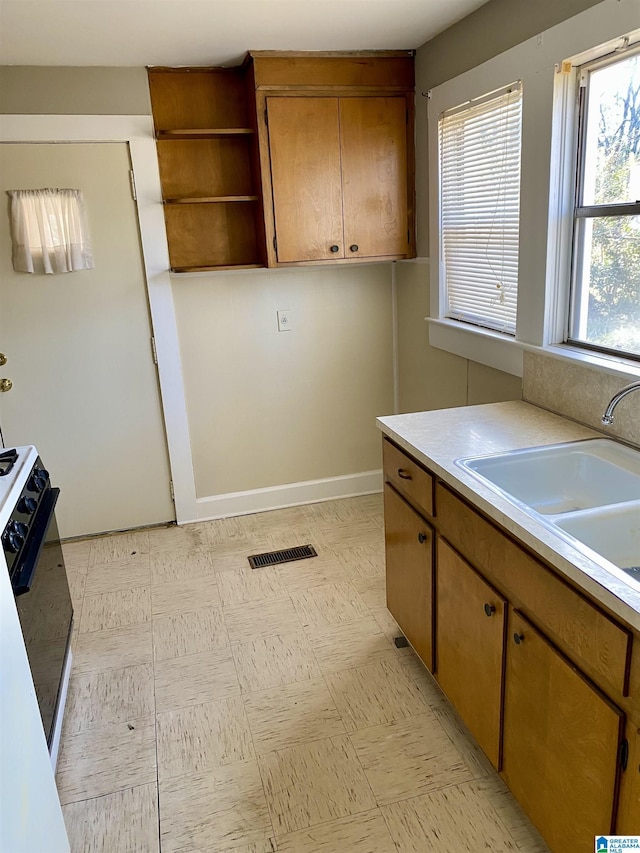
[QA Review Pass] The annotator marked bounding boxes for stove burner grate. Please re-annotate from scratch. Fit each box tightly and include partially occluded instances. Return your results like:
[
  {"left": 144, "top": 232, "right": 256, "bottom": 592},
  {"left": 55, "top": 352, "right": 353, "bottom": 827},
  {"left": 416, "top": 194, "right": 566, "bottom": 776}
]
[{"left": 0, "top": 448, "right": 18, "bottom": 477}]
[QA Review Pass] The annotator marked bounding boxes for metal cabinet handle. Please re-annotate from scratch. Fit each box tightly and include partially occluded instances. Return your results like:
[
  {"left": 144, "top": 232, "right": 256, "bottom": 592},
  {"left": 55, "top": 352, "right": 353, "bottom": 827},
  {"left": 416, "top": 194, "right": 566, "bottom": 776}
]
[
  {"left": 418, "top": 532, "right": 427, "bottom": 544},
  {"left": 330, "top": 245, "right": 340, "bottom": 253},
  {"left": 0, "top": 378, "right": 13, "bottom": 393},
  {"left": 484, "top": 603, "right": 496, "bottom": 617},
  {"left": 513, "top": 633, "right": 525, "bottom": 645},
  {"left": 397, "top": 469, "right": 412, "bottom": 480},
  {"left": 349, "top": 244, "right": 359, "bottom": 252}
]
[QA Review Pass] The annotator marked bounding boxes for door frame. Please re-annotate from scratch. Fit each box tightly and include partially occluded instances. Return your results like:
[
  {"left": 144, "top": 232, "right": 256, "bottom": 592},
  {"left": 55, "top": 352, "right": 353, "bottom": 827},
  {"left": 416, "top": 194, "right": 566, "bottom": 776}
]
[{"left": 1, "top": 115, "right": 198, "bottom": 523}]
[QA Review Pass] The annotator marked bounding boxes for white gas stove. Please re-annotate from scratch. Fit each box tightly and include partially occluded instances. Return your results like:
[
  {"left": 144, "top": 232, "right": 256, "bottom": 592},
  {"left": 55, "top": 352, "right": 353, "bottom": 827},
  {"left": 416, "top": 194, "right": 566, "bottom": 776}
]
[{"left": 0, "top": 445, "right": 38, "bottom": 529}]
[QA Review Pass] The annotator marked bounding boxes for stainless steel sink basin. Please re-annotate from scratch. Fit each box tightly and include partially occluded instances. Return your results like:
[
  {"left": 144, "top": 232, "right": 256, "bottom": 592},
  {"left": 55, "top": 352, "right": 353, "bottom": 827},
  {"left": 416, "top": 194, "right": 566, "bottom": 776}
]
[{"left": 457, "top": 439, "right": 640, "bottom": 591}]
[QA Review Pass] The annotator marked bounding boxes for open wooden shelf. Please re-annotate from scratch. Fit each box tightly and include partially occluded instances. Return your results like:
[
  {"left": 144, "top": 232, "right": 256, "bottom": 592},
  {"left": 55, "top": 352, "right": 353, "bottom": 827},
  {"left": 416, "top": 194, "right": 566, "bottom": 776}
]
[
  {"left": 149, "top": 66, "right": 266, "bottom": 270},
  {"left": 163, "top": 195, "right": 260, "bottom": 204},
  {"left": 156, "top": 128, "right": 255, "bottom": 139}
]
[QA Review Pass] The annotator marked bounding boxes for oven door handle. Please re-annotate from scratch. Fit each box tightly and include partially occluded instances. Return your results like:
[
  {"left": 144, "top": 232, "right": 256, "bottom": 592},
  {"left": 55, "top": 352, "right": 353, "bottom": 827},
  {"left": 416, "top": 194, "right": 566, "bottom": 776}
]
[{"left": 12, "top": 487, "right": 60, "bottom": 596}]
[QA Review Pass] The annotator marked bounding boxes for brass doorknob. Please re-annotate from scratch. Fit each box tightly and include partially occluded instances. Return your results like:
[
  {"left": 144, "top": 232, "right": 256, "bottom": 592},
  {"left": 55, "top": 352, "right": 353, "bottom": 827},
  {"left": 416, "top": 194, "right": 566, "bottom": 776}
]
[
  {"left": 0, "top": 353, "right": 6, "bottom": 366},
  {"left": 0, "top": 378, "right": 13, "bottom": 392}
]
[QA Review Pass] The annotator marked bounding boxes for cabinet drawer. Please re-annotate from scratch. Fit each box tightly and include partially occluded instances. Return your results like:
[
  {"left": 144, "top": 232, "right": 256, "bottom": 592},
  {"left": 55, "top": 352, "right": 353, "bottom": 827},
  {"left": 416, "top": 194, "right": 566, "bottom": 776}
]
[
  {"left": 383, "top": 439, "right": 434, "bottom": 518},
  {"left": 437, "top": 483, "right": 632, "bottom": 698}
]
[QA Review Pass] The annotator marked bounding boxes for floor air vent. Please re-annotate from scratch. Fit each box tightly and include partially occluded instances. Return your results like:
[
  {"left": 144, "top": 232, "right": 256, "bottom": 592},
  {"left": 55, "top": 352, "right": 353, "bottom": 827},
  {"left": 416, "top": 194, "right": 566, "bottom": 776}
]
[{"left": 248, "top": 544, "right": 317, "bottom": 569}]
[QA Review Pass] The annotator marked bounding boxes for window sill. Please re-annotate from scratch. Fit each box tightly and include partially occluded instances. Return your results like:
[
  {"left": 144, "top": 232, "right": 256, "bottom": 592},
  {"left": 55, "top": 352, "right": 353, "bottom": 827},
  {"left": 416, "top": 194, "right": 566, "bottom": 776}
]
[
  {"left": 425, "top": 317, "right": 525, "bottom": 377},
  {"left": 425, "top": 317, "right": 640, "bottom": 384}
]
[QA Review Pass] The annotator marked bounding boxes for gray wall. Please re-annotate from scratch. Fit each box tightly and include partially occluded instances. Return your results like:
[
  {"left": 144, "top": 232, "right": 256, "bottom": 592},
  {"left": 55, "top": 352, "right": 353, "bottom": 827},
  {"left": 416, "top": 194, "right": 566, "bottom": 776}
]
[
  {"left": 415, "top": 0, "right": 604, "bottom": 255},
  {"left": 0, "top": 67, "right": 151, "bottom": 114},
  {"left": 419, "top": 0, "right": 604, "bottom": 89}
]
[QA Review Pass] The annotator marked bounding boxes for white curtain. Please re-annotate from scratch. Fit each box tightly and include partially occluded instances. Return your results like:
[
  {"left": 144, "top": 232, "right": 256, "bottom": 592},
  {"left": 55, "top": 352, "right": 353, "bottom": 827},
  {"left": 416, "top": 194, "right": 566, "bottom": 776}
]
[{"left": 8, "top": 188, "right": 94, "bottom": 274}]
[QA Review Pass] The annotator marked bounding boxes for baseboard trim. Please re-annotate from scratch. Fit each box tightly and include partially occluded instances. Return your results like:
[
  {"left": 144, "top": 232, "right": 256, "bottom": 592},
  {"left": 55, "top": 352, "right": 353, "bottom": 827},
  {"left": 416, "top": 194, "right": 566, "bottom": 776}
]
[{"left": 193, "top": 469, "right": 383, "bottom": 522}]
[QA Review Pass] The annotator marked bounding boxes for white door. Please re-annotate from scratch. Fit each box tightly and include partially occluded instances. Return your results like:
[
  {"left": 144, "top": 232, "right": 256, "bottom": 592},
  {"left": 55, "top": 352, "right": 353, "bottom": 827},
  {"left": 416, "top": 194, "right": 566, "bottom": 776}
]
[{"left": 0, "top": 142, "right": 174, "bottom": 537}]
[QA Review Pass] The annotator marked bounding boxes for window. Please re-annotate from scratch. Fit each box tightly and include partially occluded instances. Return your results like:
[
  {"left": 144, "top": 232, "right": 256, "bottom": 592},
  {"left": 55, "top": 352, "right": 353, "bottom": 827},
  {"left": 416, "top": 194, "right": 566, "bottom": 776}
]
[
  {"left": 569, "top": 49, "right": 640, "bottom": 360},
  {"left": 8, "top": 188, "right": 93, "bottom": 275},
  {"left": 438, "top": 82, "right": 523, "bottom": 335}
]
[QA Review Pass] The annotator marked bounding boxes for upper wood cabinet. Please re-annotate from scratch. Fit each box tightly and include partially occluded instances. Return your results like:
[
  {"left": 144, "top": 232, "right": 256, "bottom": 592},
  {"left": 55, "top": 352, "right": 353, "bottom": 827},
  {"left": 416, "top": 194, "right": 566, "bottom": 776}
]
[
  {"left": 148, "top": 53, "right": 415, "bottom": 272},
  {"left": 250, "top": 51, "right": 416, "bottom": 267},
  {"left": 266, "top": 95, "right": 410, "bottom": 263}
]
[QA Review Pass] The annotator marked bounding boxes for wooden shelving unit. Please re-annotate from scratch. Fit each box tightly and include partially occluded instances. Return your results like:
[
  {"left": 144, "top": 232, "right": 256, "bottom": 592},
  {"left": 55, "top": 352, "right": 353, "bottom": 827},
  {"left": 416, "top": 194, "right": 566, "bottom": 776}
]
[{"left": 148, "top": 67, "right": 265, "bottom": 272}]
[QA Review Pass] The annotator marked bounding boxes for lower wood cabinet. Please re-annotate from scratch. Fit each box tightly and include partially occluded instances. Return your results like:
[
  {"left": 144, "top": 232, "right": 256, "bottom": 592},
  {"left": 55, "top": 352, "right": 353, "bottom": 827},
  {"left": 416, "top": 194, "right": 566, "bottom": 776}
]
[
  {"left": 384, "top": 483, "right": 433, "bottom": 670},
  {"left": 617, "top": 725, "right": 640, "bottom": 834},
  {"left": 502, "top": 610, "right": 625, "bottom": 850},
  {"left": 436, "top": 538, "right": 506, "bottom": 769},
  {"left": 382, "top": 438, "right": 638, "bottom": 849}
]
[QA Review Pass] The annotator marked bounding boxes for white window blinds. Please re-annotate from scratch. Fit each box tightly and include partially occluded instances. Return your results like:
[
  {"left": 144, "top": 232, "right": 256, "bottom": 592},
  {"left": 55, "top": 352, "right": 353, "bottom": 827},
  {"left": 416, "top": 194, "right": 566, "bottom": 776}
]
[{"left": 439, "top": 82, "right": 522, "bottom": 334}]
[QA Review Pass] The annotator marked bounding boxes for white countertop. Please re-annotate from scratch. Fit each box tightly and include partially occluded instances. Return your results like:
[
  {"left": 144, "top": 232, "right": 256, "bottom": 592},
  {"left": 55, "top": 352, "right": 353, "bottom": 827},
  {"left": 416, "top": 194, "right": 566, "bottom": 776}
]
[{"left": 377, "top": 400, "right": 640, "bottom": 632}]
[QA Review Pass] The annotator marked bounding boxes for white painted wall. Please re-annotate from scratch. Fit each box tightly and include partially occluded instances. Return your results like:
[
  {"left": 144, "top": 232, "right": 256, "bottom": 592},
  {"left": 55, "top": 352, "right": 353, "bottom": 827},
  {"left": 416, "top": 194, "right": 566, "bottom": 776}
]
[{"left": 172, "top": 264, "right": 395, "bottom": 503}]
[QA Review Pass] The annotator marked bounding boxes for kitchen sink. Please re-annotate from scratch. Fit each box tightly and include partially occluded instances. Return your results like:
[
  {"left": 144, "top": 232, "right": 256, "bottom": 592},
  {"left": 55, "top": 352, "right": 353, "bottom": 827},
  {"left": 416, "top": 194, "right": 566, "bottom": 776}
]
[
  {"left": 457, "top": 439, "right": 640, "bottom": 591},
  {"left": 555, "top": 501, "right": 640, "bottom": 583},
  {"left": 459, "top": 439, "right": 640, "bottom": 514}
]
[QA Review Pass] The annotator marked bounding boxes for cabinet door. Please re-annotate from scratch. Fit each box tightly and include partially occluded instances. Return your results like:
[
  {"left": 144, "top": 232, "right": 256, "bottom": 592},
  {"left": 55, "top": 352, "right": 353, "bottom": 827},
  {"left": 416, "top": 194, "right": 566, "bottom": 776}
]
[
  {"left": 384, "top": 484, "right": 433, "bottom": 670},
  {"left": 503, "top": 610, "right": 624, "bottom": 851},
  {"left": 340, "top": 97, "right": 409, "bottom": 259},
  {"left": 436, "top": 538, "right": 506, "bottom": 769},
  {"left": 266, "top": 97, "right": 344, "bottom": 262},
  {"left": 617, "top": 724, "right": 640, "bottom": 834}
]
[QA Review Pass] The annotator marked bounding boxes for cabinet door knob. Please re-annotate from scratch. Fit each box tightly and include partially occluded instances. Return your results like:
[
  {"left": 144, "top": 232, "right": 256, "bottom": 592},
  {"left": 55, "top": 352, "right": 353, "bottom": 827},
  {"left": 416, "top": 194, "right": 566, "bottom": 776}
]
[
  {"left": 484, "top": 603, "right": 496, "bottom": 617},
  {"left": 330, "top": 245, "right": 340, "bottom": 253},
  {"left": 418, "top": 532, "right": 427, "bottom": 544},
  {"left": 513, "top": 632, "right": 525, "bottom": 645},
  {"left": 397, "top": 469, "right": 412, "bottom": 480},
  {"left": 349, "top": 244, "right": 359, "bottom": 252}
]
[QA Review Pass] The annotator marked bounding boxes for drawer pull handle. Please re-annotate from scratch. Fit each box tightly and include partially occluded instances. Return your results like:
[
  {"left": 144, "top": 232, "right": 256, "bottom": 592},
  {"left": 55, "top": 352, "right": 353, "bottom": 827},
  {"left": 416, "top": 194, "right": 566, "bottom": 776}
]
[
  {"left": 513, "top": 632, "right": 525, "bottom": 645},
  {"left": 397, "top": 469, "right": 412, "bottom": 480},
  {"left": 350, "top": 244, "right": 359, "bottom": 252},
  {"left": 418, "top": 532, "right": 427, "bottom": 544},
  {"left": 484, "top": 603, "right": 496, "bottom": 617},
  {"left": 330, "top": 245, "right": 340, "bottom": 253}
]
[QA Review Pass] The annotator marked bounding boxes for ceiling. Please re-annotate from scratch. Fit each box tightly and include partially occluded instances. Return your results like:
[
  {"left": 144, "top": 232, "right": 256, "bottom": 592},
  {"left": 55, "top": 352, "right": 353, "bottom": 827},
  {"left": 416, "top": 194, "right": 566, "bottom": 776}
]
[{"left": 0, "top": 0, "right": 489, "bottom": 67}]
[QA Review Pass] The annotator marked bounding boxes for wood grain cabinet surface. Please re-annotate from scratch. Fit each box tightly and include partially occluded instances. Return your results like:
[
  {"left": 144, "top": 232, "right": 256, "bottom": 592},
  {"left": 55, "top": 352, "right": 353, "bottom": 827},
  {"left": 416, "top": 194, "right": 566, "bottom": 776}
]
[
  {"left": 383, "top": 438, "right": 434, "bottom": 518},
  {"left": 251, "top": 51, "right": 415, "bottom": 268},
  {"left": 617, "top": 724, "right": 640, "bottom": 834},
  {"left": 435, "top": 538, "right": 506, "bottom": 769},
  {"left": 266, "top": 95, "right": 410, "bottom": 263},
  {"left": 383, "top": 483, "right": 433, "bottom": 671},
  {"left": 502, "top": 610, "right": 624, "bottom": 850},
  {"left": 148, "top": 67, "right": 265, "bottom": 273}
]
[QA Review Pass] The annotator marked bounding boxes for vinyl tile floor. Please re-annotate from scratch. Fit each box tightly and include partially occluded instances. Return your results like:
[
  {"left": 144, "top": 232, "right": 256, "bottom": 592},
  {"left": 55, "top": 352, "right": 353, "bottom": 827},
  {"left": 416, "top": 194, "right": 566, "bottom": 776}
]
[{"left": 59, "top": 495, "right": 550, "bottom": 853}]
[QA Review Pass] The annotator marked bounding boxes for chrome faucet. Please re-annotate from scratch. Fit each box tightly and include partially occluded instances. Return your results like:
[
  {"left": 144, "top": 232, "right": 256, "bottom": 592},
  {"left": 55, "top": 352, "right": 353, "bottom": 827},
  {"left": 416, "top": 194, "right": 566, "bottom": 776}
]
[{"left": 601, "top": 380, "right": 640, "bottom": 425}]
